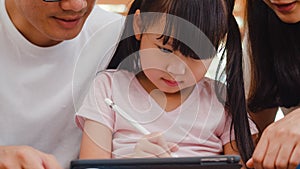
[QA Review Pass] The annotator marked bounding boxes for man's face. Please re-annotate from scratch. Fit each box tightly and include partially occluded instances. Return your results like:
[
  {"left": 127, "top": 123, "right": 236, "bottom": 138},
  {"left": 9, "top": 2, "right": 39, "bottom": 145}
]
[{"left": 5, "top": 0, "right": 96, "bottom": 46}]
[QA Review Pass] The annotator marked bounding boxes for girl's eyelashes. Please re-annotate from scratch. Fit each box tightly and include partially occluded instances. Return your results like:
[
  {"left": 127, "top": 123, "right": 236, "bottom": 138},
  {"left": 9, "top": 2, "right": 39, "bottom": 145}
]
[{"left": 156, "top": 45, "right": 173, "bottom": 54}]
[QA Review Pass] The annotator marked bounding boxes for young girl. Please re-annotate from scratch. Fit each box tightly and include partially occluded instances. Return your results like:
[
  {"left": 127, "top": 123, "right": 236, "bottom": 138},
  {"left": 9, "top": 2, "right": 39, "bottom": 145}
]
[{"left": 76, "top": 0, "right": 257, "bottom": 164}]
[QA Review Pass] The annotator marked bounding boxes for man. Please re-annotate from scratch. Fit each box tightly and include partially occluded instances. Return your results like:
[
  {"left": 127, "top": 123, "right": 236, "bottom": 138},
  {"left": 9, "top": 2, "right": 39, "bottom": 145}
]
[{"left": 0, "top": 0, "right": 123, "bottom": 168}]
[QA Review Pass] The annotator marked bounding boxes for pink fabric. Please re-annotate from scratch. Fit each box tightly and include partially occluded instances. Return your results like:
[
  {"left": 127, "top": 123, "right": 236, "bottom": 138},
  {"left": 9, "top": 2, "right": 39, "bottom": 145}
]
[{"left": 76, "top": 70, "right": 258, "bottom": 158}]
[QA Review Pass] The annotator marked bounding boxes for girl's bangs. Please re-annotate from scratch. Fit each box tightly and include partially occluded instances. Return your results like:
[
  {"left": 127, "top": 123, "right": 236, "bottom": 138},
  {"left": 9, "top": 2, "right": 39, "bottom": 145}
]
[{"left": 141, "top": 0, "right": 228, "bottom": 60}]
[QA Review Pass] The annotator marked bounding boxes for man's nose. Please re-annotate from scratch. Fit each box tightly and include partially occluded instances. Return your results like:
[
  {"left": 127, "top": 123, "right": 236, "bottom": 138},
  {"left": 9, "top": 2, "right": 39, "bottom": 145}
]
[{"left": 60, "top": 0, "right": 87, "bottom": 12}]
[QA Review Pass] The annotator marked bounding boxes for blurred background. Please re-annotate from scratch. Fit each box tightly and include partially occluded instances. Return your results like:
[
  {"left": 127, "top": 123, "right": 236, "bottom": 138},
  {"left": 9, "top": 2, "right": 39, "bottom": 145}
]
[{"left": 96, "top": 0, "right": 246, "bottom": 33}]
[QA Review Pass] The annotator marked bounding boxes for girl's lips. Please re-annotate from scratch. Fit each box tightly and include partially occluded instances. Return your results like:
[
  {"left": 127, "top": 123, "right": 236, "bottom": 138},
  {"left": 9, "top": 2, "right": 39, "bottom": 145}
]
[
  {"left": 274, "top": 1, "right": 297, "bottom": 13},
  {"left": 163, "top": 78, "right": 179, "bottom": 87}
]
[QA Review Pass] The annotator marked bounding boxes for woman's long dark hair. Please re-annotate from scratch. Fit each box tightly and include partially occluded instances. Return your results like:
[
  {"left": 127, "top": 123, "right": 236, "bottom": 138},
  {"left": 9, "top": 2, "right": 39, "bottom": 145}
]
[
  {"left": 246, "top": 0, "right": 300, "bottom": 112},
  {"left": 108, "top": 0, "right": 254, "bottom": 164}
]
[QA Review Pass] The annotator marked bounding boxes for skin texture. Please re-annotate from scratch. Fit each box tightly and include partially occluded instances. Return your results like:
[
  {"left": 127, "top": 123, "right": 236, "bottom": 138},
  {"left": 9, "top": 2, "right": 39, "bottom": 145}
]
[
  {"left": 0, "top": 0, "right": 95, "bottom": 168},
  {"left": 5, "top": 0, "right": 95, "bottom": 47}
]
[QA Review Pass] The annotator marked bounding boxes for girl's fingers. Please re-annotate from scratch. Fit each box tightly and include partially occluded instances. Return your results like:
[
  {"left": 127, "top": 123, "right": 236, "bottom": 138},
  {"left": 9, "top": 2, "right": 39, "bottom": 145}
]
[
  {"left": 135, "top": 136, "right": 170, "bottom": 158},
  {"left": 145, "top": 132, "right": 173, "bottom": 157},
  {"left": 134, "top": 132, "right": 177, "bottom": 158},
  {"left": 168, "top": 143, "right": 179, "bottom": 152},
  {"left": 132, "top": 149, "right": 158, "bottom": 158},
  {"left": 155, "top": 134, "right": 172, "bottom": 155}
]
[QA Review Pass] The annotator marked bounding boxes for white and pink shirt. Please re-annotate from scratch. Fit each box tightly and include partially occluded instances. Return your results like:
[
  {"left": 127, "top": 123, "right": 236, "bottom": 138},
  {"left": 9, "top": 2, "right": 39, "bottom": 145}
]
[{"left": 76, "top": 70, "right": 258, "bottom": 158}]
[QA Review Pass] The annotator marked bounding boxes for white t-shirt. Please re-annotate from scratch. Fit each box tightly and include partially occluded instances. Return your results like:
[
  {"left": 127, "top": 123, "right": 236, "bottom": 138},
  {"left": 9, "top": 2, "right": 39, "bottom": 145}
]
[
  {"left": 0, "top": 1, "right": 124, "bottom": 168},
  {"left": 76, "top": 70, "right": 258, "bottom": 158}
]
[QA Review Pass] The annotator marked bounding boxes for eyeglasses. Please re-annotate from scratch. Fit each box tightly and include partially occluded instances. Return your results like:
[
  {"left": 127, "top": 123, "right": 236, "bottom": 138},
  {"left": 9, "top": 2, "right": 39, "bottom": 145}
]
[{"left": 43, "top": 0, "right": 61, "bottom": 2}]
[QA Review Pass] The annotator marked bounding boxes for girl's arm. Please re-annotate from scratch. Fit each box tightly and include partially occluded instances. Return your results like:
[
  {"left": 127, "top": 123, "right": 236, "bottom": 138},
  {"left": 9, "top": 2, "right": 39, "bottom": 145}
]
[
  {"left": 79, "top": 119, "right": 112, "bottom": 159},
  {"left": 223, "top": 141, "right": 243, "bottom": 168},
  {"left": 224, "top": 135, "right": 258, "bottom": 169},
  {"left": 223, "top": 134, "right": 258, "bottom": 155},
  {"left": 223, "top": 141, "right": 239, "bottom": 155}
]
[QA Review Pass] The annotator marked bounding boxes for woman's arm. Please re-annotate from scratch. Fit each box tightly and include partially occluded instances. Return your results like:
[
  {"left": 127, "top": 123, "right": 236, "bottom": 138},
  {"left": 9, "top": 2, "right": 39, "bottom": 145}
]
[
  {"left": 249, "top": 107, "right": 278, "bottom": 132},
  {"left": 79, "top": 119, "right": 112, "bottom": 159}
]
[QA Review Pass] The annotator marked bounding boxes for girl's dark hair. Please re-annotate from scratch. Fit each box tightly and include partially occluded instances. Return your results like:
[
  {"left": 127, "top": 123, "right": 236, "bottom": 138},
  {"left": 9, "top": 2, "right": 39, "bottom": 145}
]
[
  {"left": 246, "top": 0, "right": 300, "bottom": 112},
  {"left": 108, "top": 0, "right": 254, "bottom": 163}
]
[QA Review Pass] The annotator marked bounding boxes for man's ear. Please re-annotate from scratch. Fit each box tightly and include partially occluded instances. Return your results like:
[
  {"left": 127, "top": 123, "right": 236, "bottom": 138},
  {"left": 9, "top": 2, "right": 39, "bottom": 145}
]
[{"left": 133, "top": 9, "right": 142, "bottom": 41}]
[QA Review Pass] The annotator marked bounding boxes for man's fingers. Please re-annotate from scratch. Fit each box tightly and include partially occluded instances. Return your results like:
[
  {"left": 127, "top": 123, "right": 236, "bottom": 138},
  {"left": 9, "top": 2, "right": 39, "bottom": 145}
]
[
  {"left": 40, "top": 153, "right": 63, "bottom": 169},
  {"left": 0, "top": 158, "right": 22, "bottom": 169},
  {"left": 0, "top": 146, "right": 62, "bottom": 169}
]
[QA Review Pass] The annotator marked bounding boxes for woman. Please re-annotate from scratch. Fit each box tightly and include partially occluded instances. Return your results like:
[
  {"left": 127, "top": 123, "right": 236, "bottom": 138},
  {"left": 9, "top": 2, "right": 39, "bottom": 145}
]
[{"left": 245, "top": 0, "right": 300, "bottom": 168}]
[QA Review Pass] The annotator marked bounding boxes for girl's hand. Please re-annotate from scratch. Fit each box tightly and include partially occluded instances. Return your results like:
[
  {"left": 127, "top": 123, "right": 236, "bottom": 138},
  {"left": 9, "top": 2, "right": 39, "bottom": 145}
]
[
  {"left": 246, "top": 108, "right": 300, "bottom": 169},
  {"left": 132, "top": 132, "right": 178, "bottom": 158}
]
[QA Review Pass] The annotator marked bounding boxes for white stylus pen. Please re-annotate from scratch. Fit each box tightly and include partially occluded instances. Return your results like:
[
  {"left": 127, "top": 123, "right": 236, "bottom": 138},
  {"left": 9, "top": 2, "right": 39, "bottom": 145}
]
[
  {"left": 104, "top": 98, "right": 177, "bottom": 157},
  {"left": 104, "top": 98, "right": 151, "bottom": 135}
]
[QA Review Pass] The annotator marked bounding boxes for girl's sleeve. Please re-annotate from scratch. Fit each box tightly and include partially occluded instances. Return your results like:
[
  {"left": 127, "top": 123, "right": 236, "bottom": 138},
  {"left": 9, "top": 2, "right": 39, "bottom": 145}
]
[
  {"left": 75, "top": 71, "right": 115, "bottom": 132},
  {"left": 220, "top": 112, "right": 259, "bottom": 145}
]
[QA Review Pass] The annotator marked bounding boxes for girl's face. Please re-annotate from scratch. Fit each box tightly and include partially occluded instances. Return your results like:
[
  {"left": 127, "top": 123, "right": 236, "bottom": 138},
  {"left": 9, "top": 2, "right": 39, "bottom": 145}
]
[
  {"left": 138, "top": 34, "right": 212, "bottom": 94},
  {"left": 263, "top": 0, "right": 300, "bottom": 23}
]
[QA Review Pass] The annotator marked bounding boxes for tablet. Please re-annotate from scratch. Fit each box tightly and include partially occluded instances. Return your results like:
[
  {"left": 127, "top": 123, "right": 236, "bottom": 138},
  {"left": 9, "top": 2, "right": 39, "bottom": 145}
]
[{"left": 70, "top": 155, "right": 242, "bottom": 169}]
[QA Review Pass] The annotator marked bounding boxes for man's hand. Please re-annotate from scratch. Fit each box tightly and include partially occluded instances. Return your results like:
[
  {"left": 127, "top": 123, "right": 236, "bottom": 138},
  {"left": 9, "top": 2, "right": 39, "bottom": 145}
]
[{"left": 0, "top": 146, "right": 63, "bottom": 169}]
